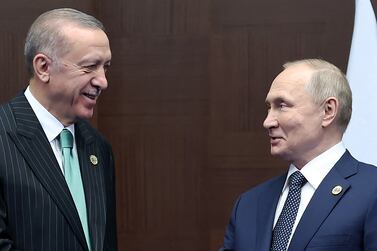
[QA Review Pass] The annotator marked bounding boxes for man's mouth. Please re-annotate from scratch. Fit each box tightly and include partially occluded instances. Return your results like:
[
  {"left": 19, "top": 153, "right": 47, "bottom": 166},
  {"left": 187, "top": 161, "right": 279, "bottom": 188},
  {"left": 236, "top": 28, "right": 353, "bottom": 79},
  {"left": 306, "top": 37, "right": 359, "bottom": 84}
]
[
  {"left": 83, "top": 89, "right": 101, "bottom": 100},
  {"left": 270, "top": 136, "right": 283, "bottom": 144},
  {"left": 83, "top": 93, "right": 97, "bottom": 100}
]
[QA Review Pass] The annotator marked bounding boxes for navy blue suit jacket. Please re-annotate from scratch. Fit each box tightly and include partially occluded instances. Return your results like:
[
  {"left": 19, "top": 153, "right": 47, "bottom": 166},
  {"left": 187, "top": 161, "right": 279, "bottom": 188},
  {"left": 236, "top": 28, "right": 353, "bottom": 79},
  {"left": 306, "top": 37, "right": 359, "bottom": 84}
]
[{"left": 220, "top": 151, "right": 377, "bottom": 251}]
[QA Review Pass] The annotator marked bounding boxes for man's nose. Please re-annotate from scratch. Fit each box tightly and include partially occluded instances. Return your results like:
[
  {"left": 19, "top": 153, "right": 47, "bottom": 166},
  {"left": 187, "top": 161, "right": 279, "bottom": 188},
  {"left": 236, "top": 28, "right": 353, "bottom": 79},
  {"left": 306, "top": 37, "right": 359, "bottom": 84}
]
[
  {"left": 263, "top": 111, "right": 278, "bottom": 129},
  {"left": 91, "top": 67, "right": 108, "bottom": 90}
]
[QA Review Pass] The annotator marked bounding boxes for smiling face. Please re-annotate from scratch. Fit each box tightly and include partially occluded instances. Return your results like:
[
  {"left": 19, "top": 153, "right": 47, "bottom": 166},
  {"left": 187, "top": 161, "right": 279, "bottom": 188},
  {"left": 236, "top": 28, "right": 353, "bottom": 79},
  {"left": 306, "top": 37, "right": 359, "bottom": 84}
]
[
  {"left": 46, "top": 25, "right": 111, "bottom": 125},
  {"left": 263, "top": 64, "right": 326, "bottom": 168}
]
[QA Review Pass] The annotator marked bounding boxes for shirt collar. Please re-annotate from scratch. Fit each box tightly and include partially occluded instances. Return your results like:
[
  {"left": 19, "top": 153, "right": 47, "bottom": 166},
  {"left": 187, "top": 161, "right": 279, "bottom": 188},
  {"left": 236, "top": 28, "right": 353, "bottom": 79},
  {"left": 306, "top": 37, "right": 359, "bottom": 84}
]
[
  {"left": 24, "top": 86, "right": 75, "bottom": 142},
  {"left": 283, "top": 141, "right": 346, "bottom": 190}
]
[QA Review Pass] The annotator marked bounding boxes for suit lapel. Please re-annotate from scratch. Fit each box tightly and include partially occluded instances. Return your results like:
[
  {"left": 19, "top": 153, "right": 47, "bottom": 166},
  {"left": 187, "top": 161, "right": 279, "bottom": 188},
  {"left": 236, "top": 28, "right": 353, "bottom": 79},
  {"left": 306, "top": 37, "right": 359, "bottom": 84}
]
[
  {"left": 257, "top": 175, "right": 287, "bottom": 251},
  {"left": 288, "top": 151, "right": 356, "bottom": 250},
  {"left": 76, "top": 120, "right": 107, "bottom": 251},
  {"left": 7, "top": 94, "right": 89, "bottom": 251}
]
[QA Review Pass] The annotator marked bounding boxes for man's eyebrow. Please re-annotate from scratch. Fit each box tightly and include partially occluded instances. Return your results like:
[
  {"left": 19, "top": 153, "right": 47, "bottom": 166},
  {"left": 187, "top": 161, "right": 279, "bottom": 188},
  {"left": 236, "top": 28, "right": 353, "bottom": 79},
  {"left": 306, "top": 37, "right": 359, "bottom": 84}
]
[{"left": 78, "top": 54, "right": 111, "bottom": 63}]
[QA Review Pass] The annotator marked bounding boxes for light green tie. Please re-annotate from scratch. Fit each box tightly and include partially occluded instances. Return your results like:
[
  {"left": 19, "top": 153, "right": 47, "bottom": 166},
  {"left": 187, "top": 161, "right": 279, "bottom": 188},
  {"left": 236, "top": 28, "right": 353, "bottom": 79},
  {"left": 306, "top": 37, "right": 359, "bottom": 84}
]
[{"left": 60, "top": 129, "right": 91, "bottom": 251}]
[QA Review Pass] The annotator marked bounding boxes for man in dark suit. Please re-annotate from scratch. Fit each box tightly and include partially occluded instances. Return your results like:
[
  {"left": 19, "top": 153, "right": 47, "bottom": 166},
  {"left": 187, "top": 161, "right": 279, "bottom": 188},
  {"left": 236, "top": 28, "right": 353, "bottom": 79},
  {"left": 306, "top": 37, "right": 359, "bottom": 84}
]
[
  {"left": 0, "top": 8, "right": 117, "bottom": 250},
  {"left": 220, "top": 59, "right": 377, "bottom": 251}
]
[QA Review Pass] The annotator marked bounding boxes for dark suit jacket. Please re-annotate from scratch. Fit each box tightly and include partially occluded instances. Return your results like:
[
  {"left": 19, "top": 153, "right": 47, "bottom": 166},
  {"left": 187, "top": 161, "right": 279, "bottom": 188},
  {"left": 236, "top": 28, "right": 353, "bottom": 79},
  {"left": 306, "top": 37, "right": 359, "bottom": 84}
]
[
  {"left": 0, "top": 93, "right": 117, "bottom": 251},
  {"left": 220, "top": 151, "right": 377, "bottom": 251}
]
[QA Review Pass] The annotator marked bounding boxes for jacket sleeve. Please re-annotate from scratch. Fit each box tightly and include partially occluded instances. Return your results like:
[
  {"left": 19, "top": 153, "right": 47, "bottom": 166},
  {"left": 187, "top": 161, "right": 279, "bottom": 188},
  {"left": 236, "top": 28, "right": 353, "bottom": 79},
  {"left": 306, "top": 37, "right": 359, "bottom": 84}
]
[
  {"left": 103, "top": 143, "right": 118, "bottom": 251},
  {"left": 0, "top": 186, "right": 20, "bottom": 251},
  {"left": 219, "top": 196, "right": 242, "bottom": 251},
  {"left": 364, "top": 191, "right": 377, "bottom": 250}
]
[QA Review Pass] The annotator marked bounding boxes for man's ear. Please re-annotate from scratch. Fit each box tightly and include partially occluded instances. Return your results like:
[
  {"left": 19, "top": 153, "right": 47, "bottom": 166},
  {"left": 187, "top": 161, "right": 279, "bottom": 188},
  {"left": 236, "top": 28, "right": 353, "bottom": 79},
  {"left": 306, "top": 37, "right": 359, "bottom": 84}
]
[
  {"left": 33, "top": 54, "right": 52, "bottom": 83},
  {"left": 322, "top": 97, "right": 338, "bottom": 128}
]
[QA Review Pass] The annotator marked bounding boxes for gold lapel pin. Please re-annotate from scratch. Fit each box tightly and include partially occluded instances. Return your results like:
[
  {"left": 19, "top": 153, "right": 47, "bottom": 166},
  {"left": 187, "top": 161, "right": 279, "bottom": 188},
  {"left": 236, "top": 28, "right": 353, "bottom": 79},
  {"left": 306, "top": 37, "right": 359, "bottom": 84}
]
[
  {"left": 90, "top": 155, "right": 98, "bottom": 165},
  {"left": 331, "top": 185, "right": 342, "bottom": 195}
]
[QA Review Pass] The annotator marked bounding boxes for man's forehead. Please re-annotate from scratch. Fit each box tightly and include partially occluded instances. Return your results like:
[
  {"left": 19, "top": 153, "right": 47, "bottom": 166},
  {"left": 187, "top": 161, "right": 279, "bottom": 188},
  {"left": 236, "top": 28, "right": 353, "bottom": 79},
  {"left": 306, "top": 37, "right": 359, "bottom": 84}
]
[
  {"left": 60, "top": 25, "right": 110, "bottom": 49},
  {"left": 268, "top": 76, "right": 304, "bottom": 96},
  {"left": 277, "top": 64, "right": 313, "bottom": 83},
  {"left": 265, "top": 84, "right": 295, "bottom": 104},
  {"left": 265, "top": 70, "right": 314, "bottom": 103},
  {"left": 269, "top": 65, "right": 313, "bottom": 91}
]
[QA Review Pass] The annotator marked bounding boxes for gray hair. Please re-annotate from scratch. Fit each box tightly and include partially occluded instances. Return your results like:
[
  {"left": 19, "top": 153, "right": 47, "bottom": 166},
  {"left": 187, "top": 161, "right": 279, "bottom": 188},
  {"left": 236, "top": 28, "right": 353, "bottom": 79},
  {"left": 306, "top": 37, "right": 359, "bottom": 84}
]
[
  {"left": 283, "top": 59, "right": 352, "bottom": 133},
  {"left": 24, "top": 8, "right": 105, "bottom": 75}
]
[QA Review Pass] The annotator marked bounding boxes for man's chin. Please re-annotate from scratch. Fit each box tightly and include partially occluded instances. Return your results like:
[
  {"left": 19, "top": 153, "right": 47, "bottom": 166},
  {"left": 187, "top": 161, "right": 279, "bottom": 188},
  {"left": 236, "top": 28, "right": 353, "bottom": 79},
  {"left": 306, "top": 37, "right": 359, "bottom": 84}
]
[
  {"left": 270, "top": 148, "right": 285, "bottom": 158},
  {"left": 76, "top": 109, "right": 94, "bottom": 120}
]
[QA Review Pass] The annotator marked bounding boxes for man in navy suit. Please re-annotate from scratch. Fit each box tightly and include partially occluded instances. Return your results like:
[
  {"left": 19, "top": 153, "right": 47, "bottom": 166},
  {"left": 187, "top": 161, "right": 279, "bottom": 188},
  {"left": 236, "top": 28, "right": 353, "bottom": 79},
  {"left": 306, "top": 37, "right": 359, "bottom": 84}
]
[
  {"left": 220, "top": 59, "right": 377, "bottom": 251},
  {"left": 0, "top": 8, "right": 117, "bottom": 250}
]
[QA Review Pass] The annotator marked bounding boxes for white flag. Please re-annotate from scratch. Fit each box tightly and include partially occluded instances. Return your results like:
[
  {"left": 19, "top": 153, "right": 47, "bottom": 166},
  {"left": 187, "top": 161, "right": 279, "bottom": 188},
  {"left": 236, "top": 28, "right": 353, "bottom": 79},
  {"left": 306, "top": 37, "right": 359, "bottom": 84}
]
[{"left": 343, "top": 0, "right": 377, "bottom": 165}]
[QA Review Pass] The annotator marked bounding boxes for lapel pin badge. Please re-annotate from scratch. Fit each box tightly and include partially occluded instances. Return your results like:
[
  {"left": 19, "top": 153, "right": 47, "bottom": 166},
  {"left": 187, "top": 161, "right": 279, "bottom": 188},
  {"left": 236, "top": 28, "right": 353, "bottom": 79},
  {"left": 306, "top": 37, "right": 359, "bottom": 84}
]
[
  {"left": 331, "top": 185, "right": 342, "bottom": 195},
  {"left": 90, "top": 155, "right": 98, "bottom": 166}
]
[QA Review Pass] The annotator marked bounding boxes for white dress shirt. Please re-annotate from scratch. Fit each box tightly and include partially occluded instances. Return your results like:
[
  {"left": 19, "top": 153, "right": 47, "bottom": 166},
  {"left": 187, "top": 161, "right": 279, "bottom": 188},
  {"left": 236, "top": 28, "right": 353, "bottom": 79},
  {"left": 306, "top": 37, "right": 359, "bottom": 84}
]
[
  {"left": 24, "top": 86, "right": 77, "bottom": 174},
  {"left": 272, "top": 142, "right": 346, "bottom": 247}
]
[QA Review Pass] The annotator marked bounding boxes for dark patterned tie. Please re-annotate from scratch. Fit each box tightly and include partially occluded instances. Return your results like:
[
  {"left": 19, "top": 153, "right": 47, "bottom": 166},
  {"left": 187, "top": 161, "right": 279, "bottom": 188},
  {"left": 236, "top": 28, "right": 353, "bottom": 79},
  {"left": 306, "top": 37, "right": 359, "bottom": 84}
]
[{"left": 271, "top": 171, "right": 307, "bottom": 251}]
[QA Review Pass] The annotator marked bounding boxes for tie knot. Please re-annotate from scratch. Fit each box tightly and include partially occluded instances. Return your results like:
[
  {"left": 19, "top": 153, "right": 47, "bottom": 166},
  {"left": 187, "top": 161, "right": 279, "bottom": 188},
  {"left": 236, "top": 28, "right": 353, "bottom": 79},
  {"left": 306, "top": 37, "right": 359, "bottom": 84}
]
[
  {"left": 60, "top": 129, "right": 73, "bottom": 149},
  {"left": 289, "top": 171, "right": 307, "bottom": 188}
]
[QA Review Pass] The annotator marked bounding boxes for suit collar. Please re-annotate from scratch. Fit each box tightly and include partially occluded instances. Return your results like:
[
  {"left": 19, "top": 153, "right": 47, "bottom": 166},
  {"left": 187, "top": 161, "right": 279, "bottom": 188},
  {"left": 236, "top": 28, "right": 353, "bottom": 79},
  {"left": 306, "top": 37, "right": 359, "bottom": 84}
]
[
  {"left": 75, "top": 119, "right": 96, "bottom": 144},
  {"left": 11, "top": 93, "right": 43, "bottom": 139},
  {"left": 24, "top": 87, "right": 66, "bottom": 142},
  {"left": 288, "top": 150, "right": 357, "bottom": 250},
  {"left": 332, "top": 150, "right": 358, "bottom": 178},
  {"left": 8, "top": 93, "right": 90, "bottom": 251},
  {"left": 19, "top": 89, "right": 95, "bottom": 145},
  {"left": 297, "top": 141, "right": 346, "bottom": 190}
]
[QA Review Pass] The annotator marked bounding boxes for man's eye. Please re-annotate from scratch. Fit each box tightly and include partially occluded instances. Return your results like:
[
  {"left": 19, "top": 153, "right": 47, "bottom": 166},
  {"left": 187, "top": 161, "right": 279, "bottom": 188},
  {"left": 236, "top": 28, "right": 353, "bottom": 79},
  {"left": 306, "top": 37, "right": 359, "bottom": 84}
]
[
  {"left": 82, "top": 65, "right": 97, "bottom": 73},
  {"left": 279, "top": 103, "right": 288, "bottom": 109}
]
